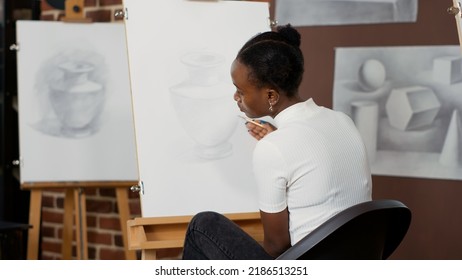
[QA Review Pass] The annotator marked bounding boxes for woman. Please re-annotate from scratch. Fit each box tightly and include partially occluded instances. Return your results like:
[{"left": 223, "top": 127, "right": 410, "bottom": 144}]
[{"left": 182, "top": 24, "right": 372, "bottom": 260}]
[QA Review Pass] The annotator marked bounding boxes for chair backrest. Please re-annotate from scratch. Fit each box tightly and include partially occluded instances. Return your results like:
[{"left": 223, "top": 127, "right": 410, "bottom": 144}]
[{"left": 276, "top": 199, "right": 412, "bottom": 260}]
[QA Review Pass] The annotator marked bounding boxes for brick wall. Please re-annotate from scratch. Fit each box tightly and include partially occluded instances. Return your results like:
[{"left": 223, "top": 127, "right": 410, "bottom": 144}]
[
  {"left": 40, "top": 188, "right": 141, "bottom": 260},
  {"left": 38, "top": 0, "right": 141, "bottom": 260},
  {"left": 40, "top": 0, "right": 124, "bottom": 22}
]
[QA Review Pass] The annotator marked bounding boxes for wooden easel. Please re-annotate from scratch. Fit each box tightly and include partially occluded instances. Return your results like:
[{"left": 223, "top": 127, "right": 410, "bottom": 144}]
[
  {"left": 126, "top": 212, "right": 263, "bottom": 260},
  {"left": 62, "top": 0, "right": 92, "bottom": 23},
  {"left": 450, "top": 0, "right": 462, "bottom": 53},
  {"left": 121, "top": 0, "right": 271, "bottom": 260},
  {"left": 23, "top": 181, "right": 138, "bottom": 260},
  {"left": 22, "top": 0, "right": 136, "bottom": 260}
]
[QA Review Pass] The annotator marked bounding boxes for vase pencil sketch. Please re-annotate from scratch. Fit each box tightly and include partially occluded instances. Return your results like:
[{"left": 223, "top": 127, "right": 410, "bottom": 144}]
[
  {"left": 170, "top": 51, "right": 238, "bottom": 159},
  {"left": 49, "top": 61, "right": 105, "bottom": 138}
]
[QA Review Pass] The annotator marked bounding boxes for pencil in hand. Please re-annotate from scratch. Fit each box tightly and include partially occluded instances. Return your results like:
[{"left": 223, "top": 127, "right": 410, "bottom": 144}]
[{"left": 238, "top": 115, "right": 266, "bottom": 128}]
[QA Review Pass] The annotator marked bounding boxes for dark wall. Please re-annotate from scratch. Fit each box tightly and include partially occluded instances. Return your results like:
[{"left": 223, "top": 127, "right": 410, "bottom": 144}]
[
  {"left": 271, "top": 0, "right": 461, "bottom": 259},
  {"left": 1, "top": 0, "right": 39, "bottom": 223}
]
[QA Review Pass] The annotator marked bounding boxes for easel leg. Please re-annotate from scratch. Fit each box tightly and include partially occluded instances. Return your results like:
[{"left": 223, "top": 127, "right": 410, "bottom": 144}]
[
  {"left": 142, "top": 249, "right": 157, "bottom": 260},
  {"left": 62, "top": 189, "right": 74, "bottom": 259},
  {"left": 116, "top": 188, "right": 137, "bottom": 260},
  {"left": 27, "top": 189, "right": 42, "bottom": 260},
  {"left": 74, "top": 188, "right": 88, "bottom": 260}
]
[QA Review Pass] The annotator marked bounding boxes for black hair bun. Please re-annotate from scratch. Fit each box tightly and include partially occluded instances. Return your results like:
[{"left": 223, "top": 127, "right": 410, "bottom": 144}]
[{"left": 276, "top": 24, "right": 301, "bottom": 48}]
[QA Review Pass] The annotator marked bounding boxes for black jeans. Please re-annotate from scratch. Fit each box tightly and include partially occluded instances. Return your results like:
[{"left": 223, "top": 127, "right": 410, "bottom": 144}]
[{"left": 182, "top": 211, "right": 274, "bottom": 260}]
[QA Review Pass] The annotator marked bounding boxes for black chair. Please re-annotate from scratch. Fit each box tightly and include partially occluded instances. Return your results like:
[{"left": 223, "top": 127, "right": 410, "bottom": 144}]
[{"left": 276, "top": 199, "right": 412, "bottom": 260}]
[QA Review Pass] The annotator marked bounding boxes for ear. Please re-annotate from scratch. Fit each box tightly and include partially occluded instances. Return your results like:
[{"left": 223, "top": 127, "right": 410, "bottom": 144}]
[{"left": 267, "top": 89, "right": 280, "bottom": 105}]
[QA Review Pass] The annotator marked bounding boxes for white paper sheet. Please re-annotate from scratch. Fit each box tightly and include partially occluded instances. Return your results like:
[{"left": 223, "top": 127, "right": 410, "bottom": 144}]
[{"left": 124, "top": 0, "right": 270, "bottom": 217}]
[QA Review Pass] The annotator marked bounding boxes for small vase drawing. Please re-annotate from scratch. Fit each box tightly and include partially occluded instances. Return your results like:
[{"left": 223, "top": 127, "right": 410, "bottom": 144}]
[
  {"left": 49, "top": 61, "right": 105, "bottom": 138},
  {"left": 170, "top": 51, "right": 238, "bottom": 159}
]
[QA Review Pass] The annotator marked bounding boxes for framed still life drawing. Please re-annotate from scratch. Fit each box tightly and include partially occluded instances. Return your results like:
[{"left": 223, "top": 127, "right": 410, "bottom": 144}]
[{"left": 333, "top": 45, "right": 462, "bottom": 181}]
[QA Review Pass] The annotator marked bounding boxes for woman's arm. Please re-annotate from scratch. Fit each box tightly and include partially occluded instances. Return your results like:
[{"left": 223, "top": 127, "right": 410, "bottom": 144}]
[{"left": 260, "top": 208, "right": 291, "bottom": 258}]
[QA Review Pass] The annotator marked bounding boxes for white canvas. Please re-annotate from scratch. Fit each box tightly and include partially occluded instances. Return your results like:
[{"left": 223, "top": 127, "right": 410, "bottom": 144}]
[
  {"left": 123, "top": 0, "right": 270, "bottom": 217},
  {"left": 16, "top": 21, "right": 138, "bottom": 183}
]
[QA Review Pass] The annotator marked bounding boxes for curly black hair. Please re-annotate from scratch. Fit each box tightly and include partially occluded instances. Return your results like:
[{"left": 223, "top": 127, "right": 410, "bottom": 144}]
[{"left": 236, "top": 24, "right": 304, "bottom": 97}]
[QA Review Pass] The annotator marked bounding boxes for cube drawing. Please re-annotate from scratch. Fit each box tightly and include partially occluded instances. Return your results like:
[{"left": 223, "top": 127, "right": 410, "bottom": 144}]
[
  {"left": 433, "top": 56, "right": 462, "bottom": 85},
  {"left": 385, "top": 86, "right": 441, "bottom": 131}
]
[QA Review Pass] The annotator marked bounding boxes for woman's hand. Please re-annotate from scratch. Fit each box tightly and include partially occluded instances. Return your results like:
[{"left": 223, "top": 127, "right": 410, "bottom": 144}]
[{"left": 245, "top": 120, "right": 276, "bottom": 140}]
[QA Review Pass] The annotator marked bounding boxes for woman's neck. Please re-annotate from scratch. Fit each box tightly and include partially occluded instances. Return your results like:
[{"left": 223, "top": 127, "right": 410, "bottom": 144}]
[{"left": 271, "top": 95, "right": 304, "bottom": 118}]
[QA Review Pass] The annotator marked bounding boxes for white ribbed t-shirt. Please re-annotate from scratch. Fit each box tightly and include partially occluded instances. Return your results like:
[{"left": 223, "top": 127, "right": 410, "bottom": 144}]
[{"left": 253, "top": 98, "right": 372, "bottom": 245}]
